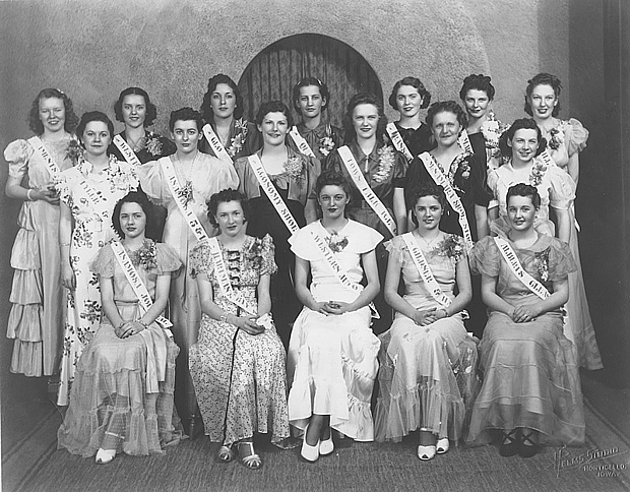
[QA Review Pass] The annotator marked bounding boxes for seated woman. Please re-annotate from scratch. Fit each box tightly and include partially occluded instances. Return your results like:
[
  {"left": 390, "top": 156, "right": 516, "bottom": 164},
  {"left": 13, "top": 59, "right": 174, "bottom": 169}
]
[
  {"left": 375, "top": 183, "right": 477, "bottom": 461},
  {"left": 287, "top": 172, "right": 382, "bottom": 463},
  {"left": 58, "top": 191, "right": 183, "bottom": 464},
  {"left": 467, "top": 183, "right": 585, "bottom": 457},
  {"left": 188, "top": 189, "right": 289, "bottom": 470}
]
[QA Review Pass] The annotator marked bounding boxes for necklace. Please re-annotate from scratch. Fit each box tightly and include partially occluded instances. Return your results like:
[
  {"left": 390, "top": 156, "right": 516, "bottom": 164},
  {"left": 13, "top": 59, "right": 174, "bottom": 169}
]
[
  {"left": 125, "top": 131, "right": 146, "bottom": 152},
  {"left": 413, "top": 230, "right": 442, "bottom": 249}
]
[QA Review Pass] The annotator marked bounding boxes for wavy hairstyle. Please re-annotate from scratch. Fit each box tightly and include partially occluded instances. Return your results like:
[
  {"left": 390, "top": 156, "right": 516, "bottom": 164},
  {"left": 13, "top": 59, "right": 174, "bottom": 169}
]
[
  {"left": 426, "top": 100, "right": 468, "bottom": 129},
  {"left": 169, "top": 107, "right": 204, "bottom": 132},
  {"left": 76, "top": 111, "right": 115, "bottom": 144},
  {"left": 343, "top": 93, "right": 387, "bottom": 143},
  {"left": 408, "top": 183, "right": 446, "bottom": 226},
  {"left": 112, "top": 190, "right": 157, "bottom": 240},
  {"left": 459, "top": 74, "right": 496, "bottom": 101},
  {"left": 498, "top": 118, "right": 547, "bottom": 159},
  {"left": 506, "top": 182, "right": 541, "bottom": 209},
  {"left": 524, "top": 73, "right": 562, "bottom": 117},
  {"left": 207, "top": 188, "right": 250, "bottom": 227},
  {"left": 255, "top": 100, "right": 294, "bottom": 128},
  {"left": 292, "top": 77, "right": 331, "bottom": 115},
  {"left": 113, "top": 87, "right": 158, "bottom": 127},
  {"left": 199, "top": 74, "right": 244, "bottom": 123},
  {"left": 28, "top": 88, "right": 79, "bottom": 135},
  {"left": 315, "top": 171, "right": 353, "bottom": 217},
  {"left": 388, "top": 76, "right": 432, "bottom": 111}
]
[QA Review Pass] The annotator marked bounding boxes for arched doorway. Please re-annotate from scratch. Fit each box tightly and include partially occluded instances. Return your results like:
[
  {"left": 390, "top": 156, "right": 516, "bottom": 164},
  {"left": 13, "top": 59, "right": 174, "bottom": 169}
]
[{"left": 238, "top": 33, "right": 383, "bottom": 128}]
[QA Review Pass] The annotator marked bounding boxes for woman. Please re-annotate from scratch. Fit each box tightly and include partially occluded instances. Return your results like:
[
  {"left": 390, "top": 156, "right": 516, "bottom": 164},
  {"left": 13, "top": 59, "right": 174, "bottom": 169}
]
[
  {"left": 467, "top": 183, "right": 584, "bottom": 457},
  {"left": 138, "top": 107, "right": 239, "bottom": 433},
  {"left": 234, "top": 101, "right": 318, "bottom": 347},
  {"left": 57, "top": 111, "right": 138, "bottom": 406},
  {"left": 375, "top": 184, "right": 478, "bottom": 461},
  {"left": 524, "top": 73, "right": 602, "bottom": 370},
  {"left": 199, "top": 73, "right": 261, "bottom": 161},
  {"left": 4, "top": 88, "right": 78, "bottom": 378},
  {"left": 58, "top": 192, "right": 183, "bottom": 464},
  {"left": 188, "top": 189, "right": 289, "bottom": 470},
  {"left": 387, "top": 76, "right": 433, "bottom": 161},
  {"left": 287, "top": 172, "right": 382, "bottom": 463},
  {"left": 291, "top": 77, "right": 344, "bottom": 170}
]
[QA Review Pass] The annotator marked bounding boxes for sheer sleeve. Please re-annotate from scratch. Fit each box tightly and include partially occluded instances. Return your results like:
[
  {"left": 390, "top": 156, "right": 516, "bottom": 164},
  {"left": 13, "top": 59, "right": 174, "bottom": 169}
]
[
  {"left": 4, "top": 139, "right": 33, "bottom": 180},
  {"left": 189, "top": 241, "right": 213, "bottom": 280},
  {"left": 547, "top": 238, "right": 577, "bottom": 282},
  {"left": 384, "top": 235, "right": 408, "bottom": 267},
  {"left": 565, "top": 118, "right": 589, "bottom": 157},
  {"left": 486, "top": 169, "right": 499, "bottom": 203},
  {"left": 155, "top": 243, "right": 183, "bottom": 275},
  {"left": 548, "top": 165, "right": 576, "bottom": 210},
  {"left": 259, "top": 234, "right": 278, "bottom": 276},
  {"left": 137, "top": 158, "right": 168, "bottom": 206},
  {"left": 469, "top": 236, "right": 500, "bottom": 277},
  {"left": 90, "top": 244, "right": 116, "bottom": 278}
]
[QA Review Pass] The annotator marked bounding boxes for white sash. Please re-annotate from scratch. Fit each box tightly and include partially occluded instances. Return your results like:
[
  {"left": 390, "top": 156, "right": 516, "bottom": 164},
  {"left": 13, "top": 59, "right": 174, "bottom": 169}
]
[
  {"left": 289, "top": 126, "right": 317, "bottom": 159},
  {"left": 419, "top": 152, "right": 473, "bottom": 248},
  {"left": 493, "top": 237, "right": 550, "bottom": 299},
  {"left": 29, "top": 136, "right": 61, "bottom": 179},
  {"left": 113, "top": 135, "right": 142, "bottom": 168},
  {"left": 161, "top": 158, "right": 209, "bottom": 242},
  {"left": 538, "top": 148, "right": 556, "bottom": 169},
  {"left": 75, "top": 170, "right": 121, "bottom": 239},
  {"left": 207, "top": 237, "right": 256, "bottom": 315},
  {"left": 202, "top": 124, "right": 233, "bottom": 164},
  {"left": 457, "top": 130, "right": 474, "bottom": 155},
  {"left": 386, "top": 123, "right": 413, "bottom": 162},
  {"left": 401, "top": 233, "right": 451, "bottom": 307},
  {"left": 247, "top": 154, "right": 299, "bottom": 234},
  {"left": 337, "top": 146, "right": 397, "bottom": 237}
]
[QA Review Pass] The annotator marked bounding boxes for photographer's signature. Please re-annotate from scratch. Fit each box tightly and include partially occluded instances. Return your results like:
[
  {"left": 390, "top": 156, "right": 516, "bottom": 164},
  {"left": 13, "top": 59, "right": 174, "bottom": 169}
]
[{"left": 551, "top": 446, "right": 628, "bottom": 478}]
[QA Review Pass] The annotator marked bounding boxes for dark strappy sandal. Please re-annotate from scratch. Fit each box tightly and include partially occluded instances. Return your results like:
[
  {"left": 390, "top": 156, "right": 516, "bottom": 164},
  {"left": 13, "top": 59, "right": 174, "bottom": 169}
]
[
  {"left": 519, "top": 429, "right": 540, "bottom": 458},
  {"left": 499, "top": 429, "right": 520, "bottom": 457}
]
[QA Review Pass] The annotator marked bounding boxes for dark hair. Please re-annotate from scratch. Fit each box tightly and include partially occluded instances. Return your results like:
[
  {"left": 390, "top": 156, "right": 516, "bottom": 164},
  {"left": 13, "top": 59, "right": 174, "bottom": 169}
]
[
  {"left": 388, "top": 76, "right": 432, "bottom": 111},
  {"left": 254, "top": 101, "right": 293, "bottom": 127},
  {"left": 28, "top": 88, "right": 79, "bottom": 135},
  {"left": 343, "top": 93, "right": 388, "bottom": 142},
  {"left": 426, "top": 100, "right": 468, "bottom": 129},
  {"left": 113, "top": 87, "right": 158, "bottom": 127},
  {"left": 408, "top": 183, "right": 446, "bottom": 226},
  {"left": 292, "top": 77, "right": 330, "bottom": 114},
  {"left": 76, "top": 111, "right": 115, "bottom": 144},
  {"left": 112, "top": 191, "right": 156, "bottom": 239},
  {"left": 314, "top": 172, "right": 353, "bottom": 217},
  {"left": 499, "top": 118, "right": 547, "bottom": 159},
  {"left": 459, "top": 74, "right": 496, "bottom": 101},
  {"left": 506, "top": 183, "right": 541, "bottom": 209},
  {"left": 207, "top": 188, "right": 250, "bottom": 227},
  {"left": 524, "top": 73, "right": 562, "bottom": 117},
  {"left": 199, "top": 74, "right": 244, "bottom": 123},
  {"left": 169, "top": 107, "right": 203, "bottom": 132}
]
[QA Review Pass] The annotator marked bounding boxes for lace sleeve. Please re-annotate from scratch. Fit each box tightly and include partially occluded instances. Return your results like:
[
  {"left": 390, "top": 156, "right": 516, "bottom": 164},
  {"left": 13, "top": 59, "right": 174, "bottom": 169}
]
[
  {"left": 4, "top": 139, "right": 33, "bottom": 180},
  {"left": 547, "top": 238, "right": 577, "bottom": 282},
  {"left": 89, "top": 244, "right": 116, "bottom": 278},
  {"left": 259, "top": 234, "right": 278, "bottom": 276},
  {"left": 469, "top": 236, "right": 500, "bottom": 277},
  {"left": 189, "top": 241, "right": 213, "bottom": 280},
  {"left": 384, "top": 236, "right": 408, "bottom": 267}
]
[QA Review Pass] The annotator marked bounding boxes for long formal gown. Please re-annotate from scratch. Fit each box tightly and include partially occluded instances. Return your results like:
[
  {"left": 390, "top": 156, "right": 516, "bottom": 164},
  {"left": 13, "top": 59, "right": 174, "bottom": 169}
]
[
  {"left": 374, "top": 234, "right": 479, "bottom": 443},
  {"left": 466, "top": 235, "right": 585, "bottom": 447},
  {"left": 56, "top": 157, "right": 138, "bottom": 405},
  {"left": 4, "top": 135, "right": 74, "bottom": 377},
  {"left": 287, "top": 220, "right": 382, "bottom": 441},
  {"left": 58, "top": 241, "right": 183, "bottom": 457},
  {"left": 138, "top": 152, "right": 239, "bottom": 428},
  {"left": 188, "top": 235, "right": 290, "bottom": 446}
]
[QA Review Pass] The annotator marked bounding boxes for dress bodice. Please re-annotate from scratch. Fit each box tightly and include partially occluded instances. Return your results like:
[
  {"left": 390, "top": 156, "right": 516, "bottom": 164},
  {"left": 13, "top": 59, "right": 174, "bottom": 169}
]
[
  {"left": 393, "top": 121, "right": 434, "bottom": 159},
  {"left": 296, "top": 121, "right": 344, "bottom": 164},
  {"left": 539, "top": 118, "right": 589, "bottom": 170},
  {"left": 5, "top": 135, "right": 75, "bottom": 187},
  {"left": 109, "top": 130, "right": 176, "bottom": 164},
  {"left": 199, "top": 119, "right": 261, "bottom": 161}
]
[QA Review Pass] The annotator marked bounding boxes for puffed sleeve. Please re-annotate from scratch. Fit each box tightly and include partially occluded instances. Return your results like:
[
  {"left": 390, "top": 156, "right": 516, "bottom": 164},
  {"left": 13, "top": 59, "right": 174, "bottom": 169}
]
[
  {"left": 384, "top": 235, "right": 408, "bottom": 266},
  {"left": 90, "top": 244, "right": 116, "bottom": 278},
  {"left": 155, "top": 243, "right": 183, "bottom": 275},
  {"left": 565, "top": 118, "right": 589, "bottom": 157},
  {"left": 469, "top": 236, "right": 500, "bottom": 277},
  {"left": 346, "top": 221, "right": 384, "bottom": 253},
  {"left": 137, "top": 158, "right": 169, "bottom": 206},
  {"left": 288, "top": 225, "right": 320, "bottom": 261},
  {"left": 201, "top": 156, "right": 239, "bottom": 202},
  {"left": 4, "top": 139, "right": 33, "bottom": 180},
  {"left": 189, "top": 241, "right": 213, "bottom": 279},
  {"left": 486, "top": 169, "right": 500, "bottom": 203},
  {"left": 547, "top": 239, "right": 577, "bottom": 282},
  {"left": 548, "top": 165, "right": 576, "bottom": 210},
  {"left": 391, "top": 148, "right": 408, "bottom": 188},
  {"left": 259, "top": 234, "right": 278, "bottom": 276}
]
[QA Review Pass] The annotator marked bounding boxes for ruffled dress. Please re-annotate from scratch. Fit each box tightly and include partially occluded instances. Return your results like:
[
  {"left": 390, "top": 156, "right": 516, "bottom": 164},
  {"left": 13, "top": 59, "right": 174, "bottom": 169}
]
[
  {"left": 287, "top": 220, "right": 382, "bottom": 441},
  {"left": 188, "top": 235, "right": 290, "bottom": 445},
  {"left": 466, "top": 235, "right": 585, "bottom": 447},
  {"left": 57, "top": 241, "right": 184, "bottom": 457},
  {"left": 374, "top": 234, "right": 479, "bottom": 443},
  {"left": 4, "top": 136, "right": 74, "bottom": 376}
]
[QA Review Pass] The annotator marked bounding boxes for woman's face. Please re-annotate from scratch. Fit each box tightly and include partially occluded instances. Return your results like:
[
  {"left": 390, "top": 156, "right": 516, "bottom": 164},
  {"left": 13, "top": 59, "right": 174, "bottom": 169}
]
[
  {"left": 352, "top": 103, "right": 379, "bottom": 140},
  {"left": 215, "top": 200, "right": 246, "bottom": 237},
  {"left": 413, "top": 195, "right": 442, "bottom": 232},
  {"left": 121, "top": 94, "right": 147, "bottom": 129},
  {"left": 39, "top": 97, "right": 66, "bottom": 134},
  {"left": 119, "top": 201, "right": 147, "bottom": 239},
  {"left": 210, "top": 83, "right": 237, "bottom": 120},
  {"left": 431, "top": 110, "right": 460, "bottom": 148},
  {"left": 507, "top": 195, "right": 537, "bottom": 232},
  {"left": 395, "top": 85, "right": 423, "bottom": 119},
  {"left": 528, "top": 84, "right": 557, "bottom": 120},
  {"left": 508, "top": 128, "right": 539, "bottom": 164},
  {"left": 298, "top": 85, "right": 325, "bottom": 120},
  {"left": 258, "top": 111, "right": 289, "bottom": 147},
  {"left": 463, "top": 89, "right": 490, "bottom": 121},
  {"left": 171, "top": 120, "right": 201, "bottom": 155},
  {"left": 82, "top": 121, "right": 111, "bottom": 157},
  {"left": 318, "top": 184, "right": 349, "bottom": 220}
]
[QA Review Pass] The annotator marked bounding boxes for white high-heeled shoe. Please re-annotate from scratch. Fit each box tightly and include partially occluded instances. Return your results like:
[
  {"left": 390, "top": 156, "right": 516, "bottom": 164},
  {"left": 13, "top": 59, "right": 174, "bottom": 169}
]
[
  {"left": 301, "top": 424, "right": 320, "bottom": 462},
  {"left": 417, "top": 444, "right": 436, "bottom": 461},
  {"left": 436, "top": 437, "right": 450, "bottom": 455},
  {"left": 319, "top": 427, "right": 334, "bottom": 456},
  {"left": 95, "top": 448, "right": 116, "bottom": 464}
]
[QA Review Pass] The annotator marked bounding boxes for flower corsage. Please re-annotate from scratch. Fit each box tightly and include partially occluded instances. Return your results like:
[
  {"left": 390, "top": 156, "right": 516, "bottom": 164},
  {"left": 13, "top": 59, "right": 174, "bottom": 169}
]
[
  {"left": 529, "top": 158, "right": 548, "bottom": 187},
  {"left": 145, "top": 132, "right": 163, "bottom": 157},
  {"left": 128, "top": 240, "right": 158, "bottom": 270},
  {"left": 435, "top": 234, "right": 466, "bottom": 262},
  {"left": 534, "top": 249, "right": 550, "bottom": 283},
  {"left": 226, "top": 119, "right": 248, "bottom": 158},
  {"left": 319, "top": 125, "right": 336, "bottom": 157},
  {"left": 284, "top": 154, "right": 306, "bottom": 184},
  {"left": 373, "top": 145, "right": 396, "bottom": 184},
  {"left": 327, "top": 231, "right": 349, "bottom": 253},
  {"left": 65, "top": 137, "right": 83, "bottom": 165},
  {"left": 547, "top": 127, "right": 565, "bottom": 151}
]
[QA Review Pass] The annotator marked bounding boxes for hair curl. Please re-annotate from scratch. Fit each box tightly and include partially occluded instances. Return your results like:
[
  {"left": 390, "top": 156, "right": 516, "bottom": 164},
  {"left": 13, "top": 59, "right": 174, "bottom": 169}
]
[
  {"left": 498, "top": 118, "right": 547, "bottom": 159},
  {"left": 199, "top": 74, "right": 244, "bottom": 123},
  {"left": 524, "top": 73, "right": 562, "bottom": 117},
  {"left": 28, "top": 88, "right": 79, "bottom": 135},
  {"left": 315, "top": 172, "right": 353, "bottom": 218},
  {"left": 76, "top": 111, "right": 114, "bottom": 145},
  {"left": 113, "top": 87, "right": 158, "bottom": 127},
  {"left": 207, "top": 188, "right": 250, "bottom": 228},
  {"left": 112, "top": 191, "right": 156, "bottom": 239},
  {"left": 459, "top": 74, "right": 496, "bottom": 101},
  {"left": 255, "top": 101, "right": 293, "bottom": 127},
  {"left": 506, "top": 183, "right": 541, "bottom": 209},
  {"left": 408, "top": 183, "right": 446, "bottom": 227},
  {"left": 169, "top": 107, "right": 203, "bottom": 132},
  {"left": 388, "top": 76, "right": 432, "bottom": 111},
  {"left": 292, "top": 77, "right": 331, "bottom": 115},
  {"left": 426, "top": 100, "right": 468, "bottom": 129},
  {"left": 343, "top": 93, "right": 387, "bottom": 143}
]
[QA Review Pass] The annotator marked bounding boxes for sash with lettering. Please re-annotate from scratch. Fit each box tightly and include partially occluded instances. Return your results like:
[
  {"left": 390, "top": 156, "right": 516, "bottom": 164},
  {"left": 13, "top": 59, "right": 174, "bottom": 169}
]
[
  {"left": 29, "top": 136, "right": 63, "bottom": 180},
  {"left": 75, "top": 167, "right": 122, "bottom": 239},
  {"left": 336, "top": 145, "right": 397, "bottom": 237},
  {"left": 207, "top": 237, "right": 256, "bottom": 316},
  {"left": 247, "top": 154, "right": 300, "bottom": 234},
  {"left": 419, "top": 152, "right": 473, "bottom": 249},
  {"left": 386, "top": 122, "right": 414, "bottom": 162},
  {"left": 289, "top": 126, "right": 317, "bottom": 159},
  {"left": 401, "top": 233, "right": 451, "bottom": 307},
  {"left": 457, "top": 129, "right": 474, "bottom": 155},
  {"left": 202, "top": 124, "right": 233, "bottom": 164},
  {"left": 308, "top": 227, "right": 379, "bottom": 318},
  {"left": 161, "top": 157, "right": 209, "bottom": 242},
  {"left": 113, "top": 135, "right": 142, "bottom": 168}
]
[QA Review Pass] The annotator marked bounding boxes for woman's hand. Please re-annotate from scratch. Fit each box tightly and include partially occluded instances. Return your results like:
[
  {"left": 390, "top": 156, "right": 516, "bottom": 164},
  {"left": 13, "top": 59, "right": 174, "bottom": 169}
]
[
  {"left": 32, "top": 188, "right": 60, "bottom": 205},
  {"left": 61, "top": 263, "right": 76, "bottom": 290},
  {"left": 511, "top": 304, "right": 541, "bottom": 323},
  {"left": 116, "top": 320, "right": 147, "bottom": 339},
  {"left": 413, "top": 307, "right": 438, "bottom": 326},
  {"left": 321, "top": 301, "right": 351, "bottom": 316},
  {"left": 234, "top": 315, "right": 264, "bottom": 336}
]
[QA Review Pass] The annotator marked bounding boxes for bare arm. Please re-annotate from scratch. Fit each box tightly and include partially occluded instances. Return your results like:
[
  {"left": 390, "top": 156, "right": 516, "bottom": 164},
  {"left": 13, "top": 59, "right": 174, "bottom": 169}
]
[
  {"left": 555, "top": 207, "right": 571, "bottom": 244},
  {"left": 305, "top": 197, "right": 318, "bottom": 224},
  {"left": 475, "top": 204, "right": 489, "bottom": 239},
  {"left": 294, "top": 255, "right": 326, "bottom": 312},
  {"left": 393, "top": 187, "right": 407, "bottom": 235},
  {"left": 6, "top": 175, "right": 59, "bottom": 203},
  {"left": 480, "top": 273, "right": 515, "bottom": 317},
  {"left": 256, "top": 273, "right": 272, "bottom": 317}
]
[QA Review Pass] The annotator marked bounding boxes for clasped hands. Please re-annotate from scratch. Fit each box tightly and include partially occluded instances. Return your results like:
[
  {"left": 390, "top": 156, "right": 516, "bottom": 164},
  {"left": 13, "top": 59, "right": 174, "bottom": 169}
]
[
  {"left": 510, "top": 304, "right": 541, "bottom": 323},
  {"left": 230, "top": 313, "right": 270, "bottom": 336},
  {"left": 115, "top": 320, "right": 147, "bottom": 339},
  {"left": 412, "top": 307, "right": 448, "bottom": 326},
  {"left": 313, "top": 301, "right": 351, "bottom": 316}
]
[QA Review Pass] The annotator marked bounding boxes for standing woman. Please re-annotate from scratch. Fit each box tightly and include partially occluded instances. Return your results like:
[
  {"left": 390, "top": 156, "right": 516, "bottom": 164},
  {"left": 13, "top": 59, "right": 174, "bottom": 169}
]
[
  {"left": 138, "top": 107, "right": 239, "bottom": 432},
  {"left": 57, "top": 111, "right": 138, "bottom": 405},
  {"left": 234, "top": 101, "right": 318, "bottom": 347},
  {"left": 199, "top": 74, "right": 261, "bottom": 162},
  {"left": 524, "top": 73, "right": 602, "bottom": 370},
  {"left": 4, "top": 88, "right": 78, "bottom": 378}
]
